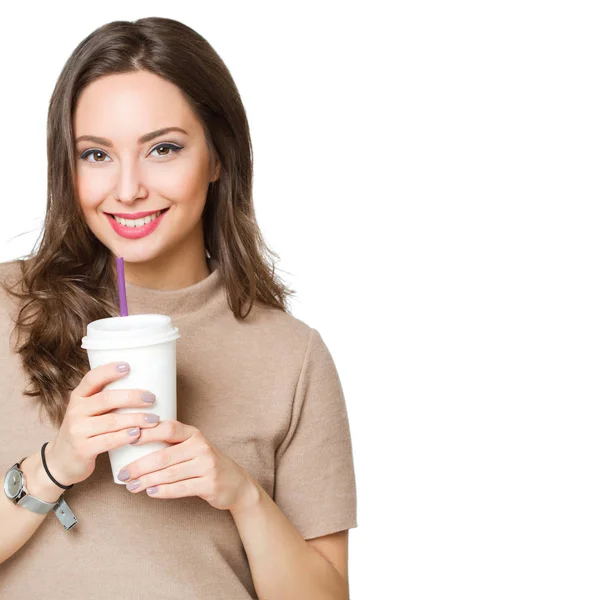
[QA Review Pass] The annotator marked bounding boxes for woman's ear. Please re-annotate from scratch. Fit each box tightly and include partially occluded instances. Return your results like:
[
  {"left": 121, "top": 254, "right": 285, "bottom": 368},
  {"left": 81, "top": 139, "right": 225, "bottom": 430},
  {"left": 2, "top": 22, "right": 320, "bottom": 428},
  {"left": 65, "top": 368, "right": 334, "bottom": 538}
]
[{"left": 210, "top": 160, "right": 221, "bottom": 182}]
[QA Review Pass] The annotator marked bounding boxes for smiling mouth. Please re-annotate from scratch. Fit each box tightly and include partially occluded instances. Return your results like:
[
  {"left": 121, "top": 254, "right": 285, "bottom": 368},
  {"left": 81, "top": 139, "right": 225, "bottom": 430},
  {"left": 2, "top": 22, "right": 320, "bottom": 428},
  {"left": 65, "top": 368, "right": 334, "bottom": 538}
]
[{"left": 107, "top": 207, "right": 170, "bottom": 226}]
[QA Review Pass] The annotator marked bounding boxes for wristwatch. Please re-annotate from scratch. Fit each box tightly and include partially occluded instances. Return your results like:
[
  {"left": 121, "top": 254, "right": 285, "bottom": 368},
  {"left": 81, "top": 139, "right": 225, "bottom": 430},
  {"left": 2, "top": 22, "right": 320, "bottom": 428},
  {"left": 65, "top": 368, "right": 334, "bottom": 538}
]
[{"left": 3, "top": 458, "right": 78, "bottom": 530}]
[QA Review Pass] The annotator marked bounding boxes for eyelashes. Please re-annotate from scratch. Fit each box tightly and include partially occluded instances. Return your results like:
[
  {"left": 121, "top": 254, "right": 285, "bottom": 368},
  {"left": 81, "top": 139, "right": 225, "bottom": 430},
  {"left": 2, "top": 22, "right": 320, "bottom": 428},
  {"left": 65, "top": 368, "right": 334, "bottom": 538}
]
[{"left": 79, "top": 143, "right": 184, "bottom": 163}]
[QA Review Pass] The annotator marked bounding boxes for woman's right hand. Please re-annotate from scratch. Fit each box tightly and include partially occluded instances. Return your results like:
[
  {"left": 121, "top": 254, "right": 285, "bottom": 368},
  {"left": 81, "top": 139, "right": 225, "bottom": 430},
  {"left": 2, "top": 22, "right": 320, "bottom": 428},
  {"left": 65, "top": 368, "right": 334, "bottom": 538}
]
[{"left": 45, "top": 362, "right": 160, "bottom": 487}]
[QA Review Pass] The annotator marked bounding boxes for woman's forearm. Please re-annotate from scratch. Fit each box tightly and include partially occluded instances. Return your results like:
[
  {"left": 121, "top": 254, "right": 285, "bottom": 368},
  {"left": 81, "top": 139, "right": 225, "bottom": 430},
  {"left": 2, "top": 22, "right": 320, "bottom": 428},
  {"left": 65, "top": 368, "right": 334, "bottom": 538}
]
[
  {"left": 229, "top": 477, "right": 348, "bottom": 600},
  {"left": 0, "top": 447, "right": 65, "bottom": 563}
]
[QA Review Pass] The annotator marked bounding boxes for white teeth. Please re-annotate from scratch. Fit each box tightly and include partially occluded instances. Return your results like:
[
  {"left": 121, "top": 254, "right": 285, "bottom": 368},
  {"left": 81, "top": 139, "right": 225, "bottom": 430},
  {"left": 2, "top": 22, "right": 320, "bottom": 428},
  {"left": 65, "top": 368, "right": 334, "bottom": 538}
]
[{"left": 114, "top": 210, "right": 162, "bottom": 227}]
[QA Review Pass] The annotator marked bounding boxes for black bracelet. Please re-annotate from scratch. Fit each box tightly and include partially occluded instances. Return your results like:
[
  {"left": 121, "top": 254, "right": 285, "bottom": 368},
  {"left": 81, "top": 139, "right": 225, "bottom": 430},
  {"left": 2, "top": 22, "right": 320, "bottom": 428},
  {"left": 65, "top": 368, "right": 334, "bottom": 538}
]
[{"left": 41, "top": 442, "right": 73, "bottom": 490}]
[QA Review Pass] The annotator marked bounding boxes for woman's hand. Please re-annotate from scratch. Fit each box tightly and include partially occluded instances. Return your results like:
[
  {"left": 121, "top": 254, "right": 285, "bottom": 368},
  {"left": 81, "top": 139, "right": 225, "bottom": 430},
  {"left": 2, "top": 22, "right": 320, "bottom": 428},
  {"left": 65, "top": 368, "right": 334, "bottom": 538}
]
[
  {"left": 48, "top": 361, "right": 161, "bottom": 487},
  {"left": 116, "top": 420, "right": 258, "bottom": 512}
]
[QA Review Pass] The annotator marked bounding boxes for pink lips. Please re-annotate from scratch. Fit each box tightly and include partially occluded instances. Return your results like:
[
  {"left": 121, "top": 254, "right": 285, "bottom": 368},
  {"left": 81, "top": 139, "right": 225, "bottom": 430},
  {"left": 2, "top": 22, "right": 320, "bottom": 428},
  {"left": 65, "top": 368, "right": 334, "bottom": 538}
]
[{"left": 107, "top": 208, "right": 169, "bottom": 239}]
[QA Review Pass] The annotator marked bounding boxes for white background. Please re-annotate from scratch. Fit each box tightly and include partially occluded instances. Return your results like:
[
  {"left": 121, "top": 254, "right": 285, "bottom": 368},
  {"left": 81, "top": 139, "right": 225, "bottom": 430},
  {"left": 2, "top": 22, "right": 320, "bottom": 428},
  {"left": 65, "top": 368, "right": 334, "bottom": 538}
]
[{"left": 1, "top": 2, "right": 591, "bottom": 598}]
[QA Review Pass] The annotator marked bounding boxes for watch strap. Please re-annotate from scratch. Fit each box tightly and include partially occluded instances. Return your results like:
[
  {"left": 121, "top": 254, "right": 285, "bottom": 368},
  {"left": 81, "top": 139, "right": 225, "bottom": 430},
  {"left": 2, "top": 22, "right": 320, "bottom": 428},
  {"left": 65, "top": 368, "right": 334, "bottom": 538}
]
[
  {"left": 52, "top": 495, "right": 78, "bottom": 530},
  {"left": 18, "top": 493, "right": 58, "bottom": 514}
]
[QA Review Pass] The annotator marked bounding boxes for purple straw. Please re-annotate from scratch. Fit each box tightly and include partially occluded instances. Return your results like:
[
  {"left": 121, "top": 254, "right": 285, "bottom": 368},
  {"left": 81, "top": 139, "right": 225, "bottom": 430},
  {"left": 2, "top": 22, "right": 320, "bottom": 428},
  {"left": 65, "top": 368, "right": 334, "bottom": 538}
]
[{"left": 116, "top": 256, "right": 128, "bottom": 317}]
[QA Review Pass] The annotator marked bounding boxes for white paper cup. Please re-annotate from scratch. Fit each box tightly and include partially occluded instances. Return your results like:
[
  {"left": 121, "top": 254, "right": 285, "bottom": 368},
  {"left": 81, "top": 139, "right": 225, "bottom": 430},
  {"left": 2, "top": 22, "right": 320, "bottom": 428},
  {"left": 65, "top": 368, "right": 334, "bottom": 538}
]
[{"left": 80, "top": 314, "right": 181, "bottom": 484}]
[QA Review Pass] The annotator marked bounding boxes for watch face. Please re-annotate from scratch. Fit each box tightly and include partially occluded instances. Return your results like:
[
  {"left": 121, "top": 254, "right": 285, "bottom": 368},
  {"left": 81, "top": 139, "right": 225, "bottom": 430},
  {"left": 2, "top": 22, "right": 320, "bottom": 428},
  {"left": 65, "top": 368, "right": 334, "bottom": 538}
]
[{"left": 4, "top": 468, "right": 23, "bottom": 500}]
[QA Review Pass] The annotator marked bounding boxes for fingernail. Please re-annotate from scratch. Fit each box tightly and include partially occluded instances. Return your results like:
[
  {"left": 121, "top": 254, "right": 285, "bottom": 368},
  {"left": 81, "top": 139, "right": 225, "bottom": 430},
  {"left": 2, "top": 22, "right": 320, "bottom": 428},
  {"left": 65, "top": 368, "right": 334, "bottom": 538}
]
[
  {"left": 127, "top": 427, "right": 140, "bottom": 436},
  {"left": 116, "top": 362, "right": 130, "bottom": 372},
  {"left": 142, "top": 392, "right": 155, "bottom": 403},
  {"left": 147, "top": 486, "right": 159, "bottom": 495},
  {"left": 126, "top": 479, "right": 140, "bottom": 491},
  {"left": 118, "top": 469, "right": 130, "bottom": 482},
  {"left": 144, "top": 413, "right": 160, "bottom": 423}
]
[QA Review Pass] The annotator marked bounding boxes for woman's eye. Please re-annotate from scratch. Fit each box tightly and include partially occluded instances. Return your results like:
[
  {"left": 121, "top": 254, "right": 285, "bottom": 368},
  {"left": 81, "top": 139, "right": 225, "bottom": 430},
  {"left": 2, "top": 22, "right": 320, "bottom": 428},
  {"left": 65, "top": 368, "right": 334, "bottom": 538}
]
[
  {"left": 79, "top": 149, "right": 111, "bottom": 163},
  {"left": 149, "top": 143, "right": 184, "bottom": 157},
  {"left": 79, "top": 143, "right": 183, "bottom": 163}
]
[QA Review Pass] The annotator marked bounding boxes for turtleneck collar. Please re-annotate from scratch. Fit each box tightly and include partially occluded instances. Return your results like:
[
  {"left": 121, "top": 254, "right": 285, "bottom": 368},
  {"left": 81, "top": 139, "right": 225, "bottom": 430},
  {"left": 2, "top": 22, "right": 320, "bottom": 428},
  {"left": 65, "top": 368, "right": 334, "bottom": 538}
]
[{"left": 123, "top": 256, "right": 225, "bottom": 319}]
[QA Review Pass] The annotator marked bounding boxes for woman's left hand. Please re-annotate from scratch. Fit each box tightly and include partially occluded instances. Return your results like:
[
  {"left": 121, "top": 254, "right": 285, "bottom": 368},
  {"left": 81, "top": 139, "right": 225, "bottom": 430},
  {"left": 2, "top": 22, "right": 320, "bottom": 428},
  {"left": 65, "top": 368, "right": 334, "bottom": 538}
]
[{"left": 117, "top": 420, "right": 256, "bottom": 511}]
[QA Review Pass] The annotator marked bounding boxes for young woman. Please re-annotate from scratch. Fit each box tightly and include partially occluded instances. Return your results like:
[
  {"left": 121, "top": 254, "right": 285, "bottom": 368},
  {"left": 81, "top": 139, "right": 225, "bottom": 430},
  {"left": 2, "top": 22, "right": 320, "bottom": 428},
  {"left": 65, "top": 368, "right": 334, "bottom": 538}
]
[{"left": 0, "top": 17, "right": 357, "bottom": 599}]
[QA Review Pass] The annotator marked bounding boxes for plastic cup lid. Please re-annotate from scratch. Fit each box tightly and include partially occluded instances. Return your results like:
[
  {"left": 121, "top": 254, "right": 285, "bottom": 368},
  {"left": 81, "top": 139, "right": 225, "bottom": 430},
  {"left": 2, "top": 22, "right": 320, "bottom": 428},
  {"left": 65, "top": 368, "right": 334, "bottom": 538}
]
[{"left": 80, "top": 314, "right": 181, "bottom": 350}]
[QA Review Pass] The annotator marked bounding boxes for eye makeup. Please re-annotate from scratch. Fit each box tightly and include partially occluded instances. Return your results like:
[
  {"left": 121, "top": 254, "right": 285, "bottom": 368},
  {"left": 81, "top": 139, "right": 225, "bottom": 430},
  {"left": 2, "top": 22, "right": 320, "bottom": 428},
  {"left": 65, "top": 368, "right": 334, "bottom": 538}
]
[{"left": 79, "top": 142, "right": 184, "bottom": 163}]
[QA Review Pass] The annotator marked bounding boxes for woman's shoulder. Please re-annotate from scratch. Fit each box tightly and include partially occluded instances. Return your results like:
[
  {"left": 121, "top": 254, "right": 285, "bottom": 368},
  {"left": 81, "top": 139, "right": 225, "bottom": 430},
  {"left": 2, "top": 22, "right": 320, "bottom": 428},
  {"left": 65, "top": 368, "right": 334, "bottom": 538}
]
[
  {"left": 0, "top": 258, "right": 23, "bottom": 280},
  {"left": 0, "top": 259, "right": 25, "bottom": 304},
  {"left": 0, "top": 255, "right": 24, "bottom": 283},
  {"left": 244, "top": 300, "right": 331, "bottom": 366},
  {"left": 250, "top": 299, "right": 313, "bottom": 338},
  {"left": 0, "top": 260, "right": 26, "bottom": 354}
]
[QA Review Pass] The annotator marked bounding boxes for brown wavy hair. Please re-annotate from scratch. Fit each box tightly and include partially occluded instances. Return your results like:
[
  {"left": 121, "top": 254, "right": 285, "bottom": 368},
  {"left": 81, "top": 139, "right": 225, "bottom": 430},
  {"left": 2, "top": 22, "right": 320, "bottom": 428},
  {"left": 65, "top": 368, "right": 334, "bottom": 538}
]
[{"left": 1, "top": 17, "right": 296, "bottom": 429}]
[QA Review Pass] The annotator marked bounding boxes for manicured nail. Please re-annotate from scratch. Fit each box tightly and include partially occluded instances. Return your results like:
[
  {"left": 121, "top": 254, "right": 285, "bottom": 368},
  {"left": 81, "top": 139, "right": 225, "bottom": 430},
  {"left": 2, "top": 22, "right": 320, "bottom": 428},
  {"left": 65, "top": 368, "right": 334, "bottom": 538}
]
[
  {"left": 118, "top": 469, "right": 130, "bottom": 482},
  {"left": 144, "top": 413, "right": 160, "bottom": 423},
  {"left": 116, "top": 362, "right": 130, "bottom": 372},
  {"left": 142, "top": 392, "right": 155, "bottom": 403},
  {"left": 127, "top": 427, "right": 139, "bottom": 436},
  {"left": 126, "top": 480, "right": 140, "bottom": 491},
  {"left": 147, "top": 486, "right": 159, "bottom": 495}
]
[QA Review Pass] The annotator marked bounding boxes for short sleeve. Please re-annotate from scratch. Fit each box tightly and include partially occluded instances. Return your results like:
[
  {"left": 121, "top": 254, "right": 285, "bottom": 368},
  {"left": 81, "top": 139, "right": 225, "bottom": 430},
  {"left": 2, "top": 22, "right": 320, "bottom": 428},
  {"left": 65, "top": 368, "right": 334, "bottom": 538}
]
[{"left": 273, "top": 327, "right": 358, "bottom": 540}]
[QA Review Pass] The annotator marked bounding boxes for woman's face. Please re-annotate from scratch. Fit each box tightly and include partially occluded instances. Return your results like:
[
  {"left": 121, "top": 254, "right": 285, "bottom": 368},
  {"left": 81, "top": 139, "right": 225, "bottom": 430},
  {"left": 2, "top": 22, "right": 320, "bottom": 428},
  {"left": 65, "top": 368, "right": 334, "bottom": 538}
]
[{"left": 73, "top": 70, "right": 219, "bottom": 272}]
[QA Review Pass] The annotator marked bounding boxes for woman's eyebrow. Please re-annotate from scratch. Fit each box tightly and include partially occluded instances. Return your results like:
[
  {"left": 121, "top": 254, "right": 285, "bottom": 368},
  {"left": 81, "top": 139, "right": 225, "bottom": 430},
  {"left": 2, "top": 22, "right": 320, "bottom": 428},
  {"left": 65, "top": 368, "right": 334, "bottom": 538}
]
[{"left": 75, "top": 126, "right": 188, "bottom": 147}]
